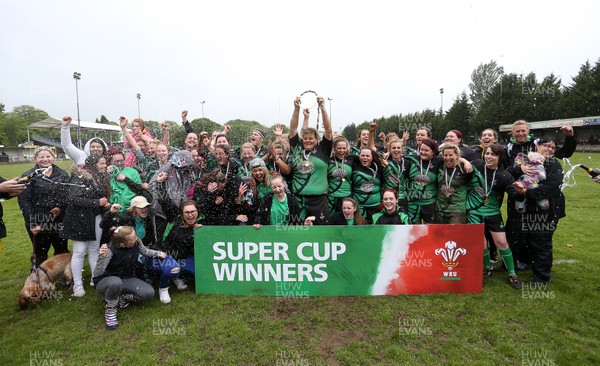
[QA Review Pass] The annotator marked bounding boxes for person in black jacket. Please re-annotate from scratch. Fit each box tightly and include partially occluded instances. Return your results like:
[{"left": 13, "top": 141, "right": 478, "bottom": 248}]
[
  {"left": 253, "top": 175, "right": 306, "bottom": 228},
  {"left": 93, "top": 226, "right": 166, "bottom": 330},
  {"left": 511, "top": 137, "right": 566, "bottom": 284},
  {"left": 61, "top": 155, "right": 111, "bottom": 297},
  {"left": 505, "top": 121, "right": 576, "bottom": 269},
  {"left": 18, "top": 146, "right": 69, "bottom": 264},
  {"left": 472, "top": 129, "right": 500, "bottom": 161},
  {"left": 160, "top": 198, "right": 204, "bottom": 290},
  {"left": 504, "top": 120, "right": 576, "bottom": 175},
  {"left": 372, "top": 190, "right": 411, "bottom": 225},
  {"left": 101, "top": 196, "right": 183, "bottom": 304}
]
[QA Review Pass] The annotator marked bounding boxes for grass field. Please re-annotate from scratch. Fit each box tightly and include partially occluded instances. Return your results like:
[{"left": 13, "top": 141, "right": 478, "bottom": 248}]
[{"left": 1, "top": 154, "right": 599, "bottom": 366}]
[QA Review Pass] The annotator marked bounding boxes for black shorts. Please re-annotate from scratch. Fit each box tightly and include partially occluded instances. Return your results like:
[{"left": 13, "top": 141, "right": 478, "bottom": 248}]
[
  {"left": 468, "top": 213, "right": 505, "bottom": 232},
  {"left": 296, "top": 194, "right": 331, "bottom": 225}
]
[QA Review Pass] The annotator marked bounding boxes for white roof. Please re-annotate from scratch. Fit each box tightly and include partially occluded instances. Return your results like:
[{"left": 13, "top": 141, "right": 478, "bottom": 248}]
[
  {"left": 499, "top": 116, "right": 600, "bottom": 132},
  {"left": 28, "top": 117, "right": 122, "bottom": 132}
]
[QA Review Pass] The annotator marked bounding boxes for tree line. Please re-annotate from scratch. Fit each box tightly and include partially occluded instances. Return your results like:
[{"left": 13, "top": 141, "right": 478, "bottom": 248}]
[
  {"left": 1, "top": 58, "right": 598, "bottom": 147},
  {"left": 342, "top": 58, "right": 600, "bottom": 144}
]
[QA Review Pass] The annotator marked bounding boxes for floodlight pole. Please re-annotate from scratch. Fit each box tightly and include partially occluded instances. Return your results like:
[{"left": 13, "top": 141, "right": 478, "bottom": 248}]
[
  {"left": 439, "top": 88, "right": 444, "bottom": 116},
  {"left": 137, "top": 93, "right": 141, "bottom": 117},
  {"left": 73, "top": 72, "right": 82, "bottom": 149},
  {"left": 201, "top": 100, "right": 205, "bottom": 119},
  {"left": 327, "top": 98, "right": 333, "bottom": 124}
]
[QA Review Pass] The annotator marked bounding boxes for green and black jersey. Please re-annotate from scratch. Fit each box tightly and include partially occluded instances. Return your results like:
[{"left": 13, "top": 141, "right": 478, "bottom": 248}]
[
  {"left": 255, "top": 181, "right": 272, "bottom": 201},
  {"left": 134, "top": 150, "right": 160, "bottom": 184},
  {"left": 327, "top": 155, "right": 356, "bottom": 198},
  {"left": 402, "top": 155, "right": 443, "bottom": 205},
  {"left": 289, "top": 134, "right": 332, "bottom": 196},
  {"left": 237, "top": 161, "right": 252, "bottom": 183},
  {"left": 467, "top": 160, "right": 518, "bottom": 217},
  {"left": 435, "top": 162, "right": 478, "bottom": 213},
  {"left": 382, "top": 158, "right": 406, "bottom": 192},
  {"left": 350, "top": 145, "right": 362, "bottom": 156},
  {"left": 351, "top": 162, "right": 383, "bottom": 208}
]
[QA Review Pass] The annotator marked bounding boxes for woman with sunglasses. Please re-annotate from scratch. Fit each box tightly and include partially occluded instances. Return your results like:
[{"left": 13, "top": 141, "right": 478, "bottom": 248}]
[{"left": 157, "top": 199, "right": 204, "bottom": 293}]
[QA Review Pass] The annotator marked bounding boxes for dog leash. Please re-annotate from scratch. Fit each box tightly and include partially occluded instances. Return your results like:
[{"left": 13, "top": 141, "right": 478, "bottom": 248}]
[{"left": 29, "top": 214, "right": 57, "bottom": 284}]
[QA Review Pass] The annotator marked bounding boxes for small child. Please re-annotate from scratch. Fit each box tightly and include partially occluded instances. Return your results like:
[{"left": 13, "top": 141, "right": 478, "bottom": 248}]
[
  {"left": 514, "top": 152, "right": 549, "bottom": 211},
  {"left": 93, "top": 226, "right": 166, "bottom": 330}
]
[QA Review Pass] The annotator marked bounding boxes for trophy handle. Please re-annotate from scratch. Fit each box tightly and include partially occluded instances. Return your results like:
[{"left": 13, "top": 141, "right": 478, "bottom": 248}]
[{"left": 299, "top": 90, "right": 320, "bottom": 131}]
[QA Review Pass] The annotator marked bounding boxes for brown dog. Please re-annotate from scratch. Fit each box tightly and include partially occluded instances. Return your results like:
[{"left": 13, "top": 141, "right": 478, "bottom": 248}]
[{"left": 18, "top": 253, "right": 73, "bottom": 309}]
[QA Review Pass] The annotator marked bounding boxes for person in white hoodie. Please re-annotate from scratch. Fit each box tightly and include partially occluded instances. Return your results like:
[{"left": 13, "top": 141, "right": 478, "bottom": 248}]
[{"left": 60, "top": 116, "right": 108, "bottom": 165}]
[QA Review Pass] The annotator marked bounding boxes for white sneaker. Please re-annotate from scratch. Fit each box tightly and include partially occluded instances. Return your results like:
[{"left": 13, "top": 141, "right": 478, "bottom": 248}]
[
  {"left": 90, "top": 280, "right": 95, "bottom": 287},
  {"left": 159, "top": 288, "right": 171, "bottom": 304},
  {"left": 173, "top": 278, "right": 188, "bottom": 290},
  {"left": 73, "top": 285, "right": 86, "bottom": 297}
]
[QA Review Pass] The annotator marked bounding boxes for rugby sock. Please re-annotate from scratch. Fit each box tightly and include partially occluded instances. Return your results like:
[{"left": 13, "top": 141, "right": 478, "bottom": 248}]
[
  {"left": 483, "top": 248, "right": 492, "bottom": 270},
  {"left": 105, "top": 299, "right": 119, "bottom": 330},
  {"left": 118, "top": 293, "right": 134, "bottom": 309},
  {"left": 500, "top": 248, "right": 516, "bottom": 276}
]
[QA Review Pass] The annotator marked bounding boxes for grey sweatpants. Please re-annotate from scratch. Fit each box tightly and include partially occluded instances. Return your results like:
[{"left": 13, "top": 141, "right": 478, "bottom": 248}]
[{"left": 96, "top": 276, "right": 155, "bottom": 301}]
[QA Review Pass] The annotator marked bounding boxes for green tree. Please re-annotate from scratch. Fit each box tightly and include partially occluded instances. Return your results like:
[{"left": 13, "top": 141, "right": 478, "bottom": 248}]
[
  {"left": 342, "top": 123, "right": 358, "bottom": 142},
  {"left": 12, "top": 105, "right": 49, "bottom": 124},
  {"left": 473, "top": 73, "right": 536, "bottom": 133},
  {"left": 191, "top": 118, "right": 224, "bottom": 137},
  {"left": 559, "top": 59, "right": 600, "bottom": 118},
  {"left": 442, "top": 91, "right": 474, "bottom": 142},
  {"left": 96, "top": 115, "right": 114, "bottom": 125},
  {"left": 224, "top": 120, "right": 270, "bottom": 146},
  {"left": 530, "top": 73, "right": 562, "bottom": 122},
  {"left": 469, "top": 60, "right": 504, "bottom": 113},
  {"left": 0, "top": 113, "right": 27, "bottom": 146}
]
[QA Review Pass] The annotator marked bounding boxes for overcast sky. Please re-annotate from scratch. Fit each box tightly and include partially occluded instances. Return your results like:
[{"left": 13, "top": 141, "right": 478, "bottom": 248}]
[{"left": 2, "top": 0, "right": 599, "bottom": 133}]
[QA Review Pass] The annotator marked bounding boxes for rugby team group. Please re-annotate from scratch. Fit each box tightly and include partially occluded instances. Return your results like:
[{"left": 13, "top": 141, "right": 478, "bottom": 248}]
[{"left": 0, "top": 96, "right": 575, "bottom": 329}]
